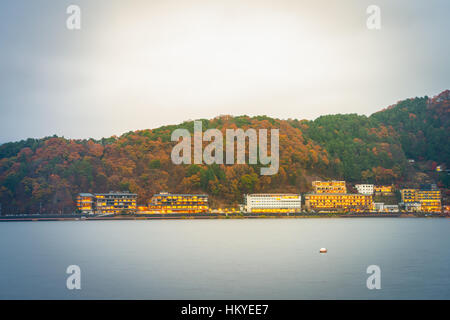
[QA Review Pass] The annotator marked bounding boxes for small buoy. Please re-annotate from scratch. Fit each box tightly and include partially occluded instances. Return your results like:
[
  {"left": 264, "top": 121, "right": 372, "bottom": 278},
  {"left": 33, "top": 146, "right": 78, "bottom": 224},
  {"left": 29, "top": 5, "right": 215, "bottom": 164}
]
[{"left": 319, "top": 248, "right": 327, "bottom": 253}]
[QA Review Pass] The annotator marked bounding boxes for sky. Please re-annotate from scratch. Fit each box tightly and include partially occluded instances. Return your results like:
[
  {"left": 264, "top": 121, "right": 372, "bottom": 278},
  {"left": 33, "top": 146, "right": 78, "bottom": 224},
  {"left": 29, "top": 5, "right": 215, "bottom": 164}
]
[{"left": 0, "top": 0, "right": 449, "bottom": 143}]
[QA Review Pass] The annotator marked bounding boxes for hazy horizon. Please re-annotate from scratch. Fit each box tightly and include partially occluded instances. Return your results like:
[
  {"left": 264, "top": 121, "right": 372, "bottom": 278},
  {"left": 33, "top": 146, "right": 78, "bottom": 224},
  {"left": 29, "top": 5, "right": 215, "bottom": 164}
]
[
  {"left": 1, "top": 0, "right": 449, "bottom": 144},
  {"left": 0, "top": 88, "right": 446, "bottom": 145}
]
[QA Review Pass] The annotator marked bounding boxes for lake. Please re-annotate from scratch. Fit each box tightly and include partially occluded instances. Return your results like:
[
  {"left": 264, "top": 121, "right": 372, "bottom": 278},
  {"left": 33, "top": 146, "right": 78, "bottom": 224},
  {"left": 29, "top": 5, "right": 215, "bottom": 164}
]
[{"left": 0, "top": 218, "right": 449, "bottom": 299}]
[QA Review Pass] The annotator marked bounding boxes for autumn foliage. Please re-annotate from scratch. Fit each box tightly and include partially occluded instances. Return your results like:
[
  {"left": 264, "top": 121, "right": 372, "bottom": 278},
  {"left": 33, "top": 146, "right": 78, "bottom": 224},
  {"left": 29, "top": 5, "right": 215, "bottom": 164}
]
[{"left": 0, "top": 91, "right": 448, "bottom": 214}]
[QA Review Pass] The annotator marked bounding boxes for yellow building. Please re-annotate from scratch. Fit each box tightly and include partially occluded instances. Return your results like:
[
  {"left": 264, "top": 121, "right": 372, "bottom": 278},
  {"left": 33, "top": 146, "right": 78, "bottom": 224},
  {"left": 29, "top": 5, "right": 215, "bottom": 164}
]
[
  {"left": 416, "top": 190, "right": 441, "bottom": 212},
  {"left": 94, "top": 191, "right": 137, "bottom": 214},
  {"left": 312, "top": 181, "right": 347, "bottom": 194},
  {"left": 76, "top": 193, "right": 95, "bottom": 214},
  {"left": 304, "top": 193, "right": 373, "bottom": 212},
  {"left": 148, "top": 192, "right": 209, "bottom": 213},
  {"left": 400, "top": 188, "right": 442, "bottom": 212},
  {"left": 77, "top": 192, "right": 137, "bottom": 214},
  {"left": 374, "top": 185, "right": 394, "bottom": 196},
  {"left": 400, "top": 189, "right": 416, "bottom": 203}
]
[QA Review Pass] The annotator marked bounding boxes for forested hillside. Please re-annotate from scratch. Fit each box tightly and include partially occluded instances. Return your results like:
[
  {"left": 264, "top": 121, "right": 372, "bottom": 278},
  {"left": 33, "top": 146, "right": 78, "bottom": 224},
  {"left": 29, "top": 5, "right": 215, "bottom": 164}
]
[
  {"left": 371, "top": 90, "right": 449, "bottom": 165},
  {"left": 0, "top": 91, "right": 448, "bottom": 214}
]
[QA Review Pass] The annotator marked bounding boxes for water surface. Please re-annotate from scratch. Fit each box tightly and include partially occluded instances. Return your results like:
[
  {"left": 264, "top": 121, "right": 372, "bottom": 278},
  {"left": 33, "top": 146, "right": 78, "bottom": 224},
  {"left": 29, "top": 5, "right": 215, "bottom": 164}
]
[{"left": 0, "top": 218, "right": 449, "bottom": 299}]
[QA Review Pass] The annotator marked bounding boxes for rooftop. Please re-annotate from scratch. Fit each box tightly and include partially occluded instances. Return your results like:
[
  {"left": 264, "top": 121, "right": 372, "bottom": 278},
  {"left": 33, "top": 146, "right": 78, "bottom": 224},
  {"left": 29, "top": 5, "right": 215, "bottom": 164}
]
[
  {"left": 153, "top": 193, "right": 208, "bottom": 197},
  {"left": 78, "top": 193, "right": 94, "bottom": 197},
  {"left": 246, "top": 193, "right": 300, "bottom": 196},
  {"left": 305, "top": 193, "right": 372, "bottom": 196},
  {"left": 95, "top": 192, "right": 137, "bottom": 196}
]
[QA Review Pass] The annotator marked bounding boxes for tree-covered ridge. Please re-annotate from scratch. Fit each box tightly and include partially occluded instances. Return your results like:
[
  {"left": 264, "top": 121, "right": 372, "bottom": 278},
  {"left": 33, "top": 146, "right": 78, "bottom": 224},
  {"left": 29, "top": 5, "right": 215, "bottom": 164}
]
[
  {"left": 301, "top": 113, "right": 407, "bottom": 182},
  {"left": 0, "top": 90, "right": 448, "bottom": 214},
  {"left": 371, "top": 90, "right": 450, "bottom": 166}
]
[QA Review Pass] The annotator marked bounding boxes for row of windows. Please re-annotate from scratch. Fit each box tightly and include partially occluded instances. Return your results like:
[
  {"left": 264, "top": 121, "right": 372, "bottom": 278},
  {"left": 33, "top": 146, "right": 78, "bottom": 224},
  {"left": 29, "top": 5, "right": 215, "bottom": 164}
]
[{"left": 308, "top": 197, "right": 371, "bottom": 200}]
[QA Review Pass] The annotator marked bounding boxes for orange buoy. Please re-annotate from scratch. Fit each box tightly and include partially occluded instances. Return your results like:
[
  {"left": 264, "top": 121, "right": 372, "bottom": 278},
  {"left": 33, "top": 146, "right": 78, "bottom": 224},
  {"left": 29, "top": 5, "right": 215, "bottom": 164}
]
[{"left": 319, "top": 248, "right": 327, "bottom": 253}]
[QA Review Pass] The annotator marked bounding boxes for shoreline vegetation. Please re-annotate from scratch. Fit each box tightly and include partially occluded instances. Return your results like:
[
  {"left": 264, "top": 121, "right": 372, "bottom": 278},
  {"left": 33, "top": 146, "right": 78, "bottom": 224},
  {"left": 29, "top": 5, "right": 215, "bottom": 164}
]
[{"left": 0, "top": 212, "right": 447, "bottom": 222}]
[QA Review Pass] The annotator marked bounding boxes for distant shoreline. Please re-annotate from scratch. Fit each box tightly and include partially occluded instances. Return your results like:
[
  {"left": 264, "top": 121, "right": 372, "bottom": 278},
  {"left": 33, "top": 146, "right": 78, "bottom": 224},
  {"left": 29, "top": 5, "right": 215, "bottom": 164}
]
[{"left": 0, "top": 212, "right": 447, "bottom": 222}]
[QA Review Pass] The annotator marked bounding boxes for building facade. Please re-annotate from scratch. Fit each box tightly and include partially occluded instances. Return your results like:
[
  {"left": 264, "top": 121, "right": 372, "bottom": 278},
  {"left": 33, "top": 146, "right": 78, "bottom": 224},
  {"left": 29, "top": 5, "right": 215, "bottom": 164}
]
[
  {"left": 355, "top": 184, "right": 374, "bottom": 195},
  {"left": 148, "top": 192, "right": 209, "bottom": 213},
  {"left": 94, "top": 192, "right": 137, "bottom": 214},
  {"left": 374, "top": 185, "right": 394, "bottom": 196},
  {"left": 400, "top": 189, "right": 416, "bottom": 203},
  {"left": 403, "top": 202, "right": 421, "bottom": 213},
  {"left": 244, "top": 194, "right": 301, "bottom": 213},
  {"left": 304, "top": 193, "right": 373, "bottom": 212},
  {"left": 76, "top": 191, "right": 137, "bottom": 214},
  {"left": 416, "top": 190, "right": 441, "bottom": 212},
  {"left": 384, "top": 205, "right": 399, "bottom": 213},
  {"left": 373, "top": 202, "right": 384, "bottom": 212},
  {"left": 400, "top": 187, "right": 442, "bottom": 212},
  {"left": 76, "top": 193, "right": 95, "bottom": 214},
  {"left": 312, "top": 181, "right": 347, "bottom": 194},
  {"left": 373, "top": 203, "right": 399, "bottom": 213}
]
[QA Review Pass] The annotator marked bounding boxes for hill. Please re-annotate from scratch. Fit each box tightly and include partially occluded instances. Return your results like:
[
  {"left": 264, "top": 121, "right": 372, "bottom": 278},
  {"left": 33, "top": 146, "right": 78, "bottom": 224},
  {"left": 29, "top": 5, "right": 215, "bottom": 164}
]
[{"left": 0, "top": 91, "right": 448, "bottom": 214}]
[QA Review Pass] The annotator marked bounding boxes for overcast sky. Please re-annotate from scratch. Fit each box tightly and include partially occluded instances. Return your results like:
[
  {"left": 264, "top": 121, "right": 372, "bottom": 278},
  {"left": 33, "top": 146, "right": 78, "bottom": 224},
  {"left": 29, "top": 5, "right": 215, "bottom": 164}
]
[{"left": 0, "top": 0, "right": 449, "bottom": 143}]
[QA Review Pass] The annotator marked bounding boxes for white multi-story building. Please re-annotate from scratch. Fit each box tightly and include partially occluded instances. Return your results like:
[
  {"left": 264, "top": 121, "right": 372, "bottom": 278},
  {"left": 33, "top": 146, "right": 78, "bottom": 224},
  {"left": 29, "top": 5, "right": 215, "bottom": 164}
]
[
  {"left": 245, "top": 194, "right": 301, "bottom": 213},
  {"left": 355, "top": 184, "right": 374, "bottom": 195},
  {"left": 374, "top": 202, "right": 399, "bottom": 213},
  {"left": 374, "top": 202, "right": 384, "bottom": 212},
  {"left": 384, "top": 205, "right": 399, "bottom": 213}
]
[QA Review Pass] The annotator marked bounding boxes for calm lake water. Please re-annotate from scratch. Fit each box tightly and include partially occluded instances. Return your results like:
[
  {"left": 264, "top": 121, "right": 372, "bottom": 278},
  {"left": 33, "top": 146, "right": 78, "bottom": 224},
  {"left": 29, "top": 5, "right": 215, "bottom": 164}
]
[{"left": 0, "top": 218, "right": 449, "bottom": 299}]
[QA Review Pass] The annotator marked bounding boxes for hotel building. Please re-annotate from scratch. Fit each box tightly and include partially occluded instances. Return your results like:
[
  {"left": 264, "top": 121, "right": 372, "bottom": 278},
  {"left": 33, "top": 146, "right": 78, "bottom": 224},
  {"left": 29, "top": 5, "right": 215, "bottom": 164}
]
[
  {"left": 374, "top": 185, "right": 394, "bottom": 196},
  {"left": 384, "top": 205, "right": 399, "bottom": 213},
  {"left": 312, "top": 181, "right": 347, "bottom": 194},
  {"left": 400, "top": 186, "right": 441, "bottom": 212},
  {"left": 148, "top": 192, "right": 209, "bottom": 213},
  {"left": 76, "top": 191, "right": 137, "bottom": 214},
  {"left": 355, "top": 184, "right": 374, "bottom": 195},
  {"left": 304, "top": 193, "right": 373, "bottom": 212},
  {"left": 94, "top": 191, "right": 137, "bottom": 214},
  {"left": 244, "top": 194, "right": 301, "bottom": 213},
  {"left": 374, "top": 202, "right": 384, "bottom": 212},
  {"left": 404, "top": 202, "right": 421, "bottom": 212},
  {"left": 76, "top": 193, "right": 95, "bottom": 214},
  {"left": 400, "top": 189, "right": 416, "bottom": 203},
  {"left": 373, "top": 202, "right": 399, "bottom": 213},
  {"left": 416, "top": 189, "right": 441, "bottom": 212}
]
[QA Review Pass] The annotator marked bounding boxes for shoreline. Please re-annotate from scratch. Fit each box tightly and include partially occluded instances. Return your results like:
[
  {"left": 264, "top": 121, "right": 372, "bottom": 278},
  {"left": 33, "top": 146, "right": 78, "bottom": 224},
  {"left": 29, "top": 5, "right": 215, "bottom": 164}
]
[{"left": 0, "top": 212, "right": 447, "bottom": 222}]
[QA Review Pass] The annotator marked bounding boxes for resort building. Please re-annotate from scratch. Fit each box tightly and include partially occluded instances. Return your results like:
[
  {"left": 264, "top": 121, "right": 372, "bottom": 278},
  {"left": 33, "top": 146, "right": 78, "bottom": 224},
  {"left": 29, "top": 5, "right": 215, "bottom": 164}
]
[
  {"left": 400, "top": 189, "right": 416, "bottom": 203},
  {"left": 312, "top": 181, "right": 347, "bottom": 194},
  {"left": 373, "top": 202, "right": 384, "bottom": 212},
  {"left": 244, "top": 194, "right": 301, "bottom": 213},
  {"left": 416, "top": 190, "right": 441, "bottom": 213},
  {"left": 94, "top": 191, "right": 137, "bottom": 214},
  {"left": 355, "top": 184, "right": 374, "bottom": 195},
  {"left": 304, "top": 193, "right": 373, "bottom": 212},
  {"left": 148, "top": 192, "right": 209, "bottom": 213},
  {"left": 400, "top": 186, "right": 442, "bottom": 212},
  {"left": 373, "top": 203, "right": 399, "bottom": 213},
  {"left": 76, "top": 193, "right": 95, "bottom": 214},
  {"left": 384, "top": 205, "right": 399, "bottom": 213},
  {"left": 76, "top": 191, "right": 137, "bottom": 214},
  {"left": 403, "top": 202, "right": 421, "bottom": 213},
  {"left": 374, "top": 185, "right": 394, "bottom": 196}
]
